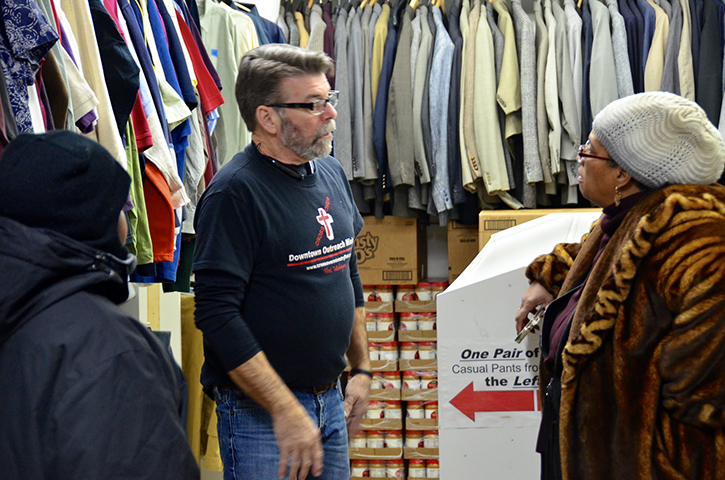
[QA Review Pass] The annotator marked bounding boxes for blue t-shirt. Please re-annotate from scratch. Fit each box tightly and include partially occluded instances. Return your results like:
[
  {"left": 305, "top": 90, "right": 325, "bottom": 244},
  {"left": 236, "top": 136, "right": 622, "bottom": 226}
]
[{"left": 193, "top": 143, "right": 364, "bottom": 389}]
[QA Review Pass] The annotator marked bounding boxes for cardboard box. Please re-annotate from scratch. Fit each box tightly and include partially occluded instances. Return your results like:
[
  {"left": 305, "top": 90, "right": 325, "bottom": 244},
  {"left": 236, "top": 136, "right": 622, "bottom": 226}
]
[
  {"left": 355, "top": 216, "right": 427, "bottom": 285},
  {"left": 401, "top": 389, "right": 439, "bottom": 402},
  {"left": 478, "top": 208, "right": 601, "bottom": 250},
  {"left": 447, "top": 221, "right": 480, "bottom": 283},
  {"left": 349, "top": 447, "right": 404, "bottom": 460},
  {"left": 403, "top": 447, "right": 439, "bottom": 460},
  {"left": 394, "top": 300, "right": 436, "bottom": 312}
]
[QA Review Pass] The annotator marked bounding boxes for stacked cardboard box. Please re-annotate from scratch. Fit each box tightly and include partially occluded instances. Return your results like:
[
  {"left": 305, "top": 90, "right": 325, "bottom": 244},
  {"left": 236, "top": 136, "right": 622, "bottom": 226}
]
[
  {"left": 354, "top": 216, "right": 427, "bottom": 286},
  {"left": 349, "top": 284, "right": 442, "bottom": 480}
]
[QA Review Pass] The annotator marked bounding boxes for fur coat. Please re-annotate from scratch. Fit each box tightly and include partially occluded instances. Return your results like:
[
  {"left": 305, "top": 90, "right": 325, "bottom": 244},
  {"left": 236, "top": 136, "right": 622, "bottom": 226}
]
[{"left": 526, "top": 184, "right": 725, "bottom": 479}]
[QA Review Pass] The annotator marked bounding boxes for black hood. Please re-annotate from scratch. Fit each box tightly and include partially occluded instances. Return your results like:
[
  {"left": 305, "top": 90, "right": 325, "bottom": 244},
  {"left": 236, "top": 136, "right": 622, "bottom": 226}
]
[{"left": 0, "top": 217, "right": 136, "bottom": 348}]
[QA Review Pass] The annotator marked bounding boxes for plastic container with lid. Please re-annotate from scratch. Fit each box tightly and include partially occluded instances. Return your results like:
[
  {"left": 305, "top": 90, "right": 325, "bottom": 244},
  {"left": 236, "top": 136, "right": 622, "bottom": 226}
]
[
  {"left": 349, "top": 430, "right": 367, "bottom": 448},
  {"left": 420, "top": 371, "right": 438, "bottom": 389},
  {"left": 382, "top": 371, "right": 400, "bottom": 390},
  {"left": 398, "top": 312, "right": 418, "bottom": 330},
  {"left": 424, "top": 401, "right": 439, "bottom": 419},
  {"left": 408, "top": 458, "right": 426, "bottom": 477},
  {"left": 431, "top": 281, "right": 449, "bottom": 298},
  {"left": 400, "top": 342, "right": 418, "bottom": 360},
  {"left": 386, "top": 458, "right": 405, "bottom": 478},
  {"left": 395, "top": 284, "right": 418, "bottom": 301},
  {"left": 376, "top": 312, "right": 395, "bottom": 332},
  {"left": 350, "top": 459, "right": 368, "bottom": 477},
  {"left": 368, "top": 342, "right": 380, "bottom": 361},
  {"left": 366, "top": 401, "right": 383, "bottom": 420},
  {"left": 384, "top": 429, "right": 403, "bottom": 448},
  {"left": 418, "top": 312, "right": 436, "bottom": 330},
  {"left": 423, "top": 430, "right": 439, "bottom": 448},
  {"left": 376, "top": 285, "right": 394, "bottom": 302},
  {"left": 371, "top": 371, "right": 384, "bottom": 389},
  {"left": 365, "top": 312, "right": 377, "bottom": 332},
  {"left": 406, "top": 400, "right": 425, "bottom": 419},
  {"left": 384, "top": 400, "right": 402, "bottom": 419},
  {"left": 426, "top": 459, "right": 440, "bottom": 478},
  {"left": 418, "top": 341, "right": 437, "bottom": 360},
  {"left": 378, "top": 342, "right": 399, "bottom": 361},
  {"left": 366, "top": 430, "right": 384, "bottom": 448},
  {"left": 364, "top": 285, "right": 380, "bottom": 303},
  {"left": 403, "top": 371, "right": 421, "bottom": 389},
  {"left": 405, "top": 430, "right": 424, "bottom": 448},
  {"left": 415, "top": 281, "right": 433, "bottom": 301},
  {"left": 368, "top": 459, "right": 386, "bottom": 478}
]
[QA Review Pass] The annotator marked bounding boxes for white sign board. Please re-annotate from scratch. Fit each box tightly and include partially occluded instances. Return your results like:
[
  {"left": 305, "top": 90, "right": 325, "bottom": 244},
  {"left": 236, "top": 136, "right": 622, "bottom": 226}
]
[{"left": 437, "top": 212, "right": 601, "bottom": 478}]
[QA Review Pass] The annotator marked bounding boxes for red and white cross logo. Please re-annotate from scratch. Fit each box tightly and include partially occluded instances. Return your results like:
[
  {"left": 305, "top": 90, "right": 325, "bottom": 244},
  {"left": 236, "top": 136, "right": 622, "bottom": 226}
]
[{"left": 316, "top": 208, "right": 335, "bottom": 240}]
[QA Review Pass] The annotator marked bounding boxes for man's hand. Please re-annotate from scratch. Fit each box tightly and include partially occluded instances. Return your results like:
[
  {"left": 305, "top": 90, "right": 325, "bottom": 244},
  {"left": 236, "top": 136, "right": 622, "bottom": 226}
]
[
  {"left": 272, "top": 403, "right": 324, "bottom": 480},
  {"left": 515, "top": 281, "right": 554, "bottom": 333},
  {"left": 344, "top": 373, "right": 371, "bottom": 437},
  {"left": 227, "top": 353, "right": 325, "bottom": 480}
]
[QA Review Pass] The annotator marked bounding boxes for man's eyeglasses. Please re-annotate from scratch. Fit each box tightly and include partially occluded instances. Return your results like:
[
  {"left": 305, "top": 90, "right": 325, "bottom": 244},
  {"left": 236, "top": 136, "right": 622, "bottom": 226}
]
[
  {"left": 577, "top": 141, "right": 610, "bottom": 164},
  {"left": 267, "top": 90, "right": 339, "bottom": 115}
]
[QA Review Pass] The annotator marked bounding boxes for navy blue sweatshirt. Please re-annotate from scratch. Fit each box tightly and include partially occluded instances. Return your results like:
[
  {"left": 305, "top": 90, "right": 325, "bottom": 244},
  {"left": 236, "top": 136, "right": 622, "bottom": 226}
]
[{"left": 193, "top": 143, "right": 364, "bottom": 390}]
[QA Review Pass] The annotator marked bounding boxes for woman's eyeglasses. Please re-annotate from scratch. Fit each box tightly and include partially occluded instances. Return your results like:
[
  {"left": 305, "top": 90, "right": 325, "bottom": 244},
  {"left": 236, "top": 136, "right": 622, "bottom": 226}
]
[{"left": 577, "top": 141, "right": 611, "bottom": 163}]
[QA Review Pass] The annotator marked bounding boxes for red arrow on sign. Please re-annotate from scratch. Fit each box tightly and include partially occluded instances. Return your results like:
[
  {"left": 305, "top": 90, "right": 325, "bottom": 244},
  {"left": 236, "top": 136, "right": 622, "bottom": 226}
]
[{"left": 450, "top": 382, "right": 538, "bottom": 420}]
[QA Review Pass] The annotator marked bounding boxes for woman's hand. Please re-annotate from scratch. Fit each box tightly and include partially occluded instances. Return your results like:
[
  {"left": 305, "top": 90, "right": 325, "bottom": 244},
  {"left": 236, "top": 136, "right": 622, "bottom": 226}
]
[{"left": 515, "top": 281, "right": 554, "bottom": 333}]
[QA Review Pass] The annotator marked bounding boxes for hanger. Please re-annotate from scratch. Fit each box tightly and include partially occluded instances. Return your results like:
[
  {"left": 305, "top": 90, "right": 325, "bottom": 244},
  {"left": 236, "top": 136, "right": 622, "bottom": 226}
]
[
  {"left": 360, "top": 0, "right": 369, "bottom": 7},
  {"left": 233, "top": 0, "right": 251, "bottom": 11},
  {"left": 409, "top": 0, "right": 419, "bottom": 7},
  {"left": 370, "top": 0, "right": 379, "bottom": 6}
]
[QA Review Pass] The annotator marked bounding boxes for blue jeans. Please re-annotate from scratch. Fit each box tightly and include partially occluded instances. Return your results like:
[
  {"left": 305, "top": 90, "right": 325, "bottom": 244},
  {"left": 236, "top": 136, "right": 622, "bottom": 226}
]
[{"left": 213, "top": 381, "right": 350, "bottom": 480}]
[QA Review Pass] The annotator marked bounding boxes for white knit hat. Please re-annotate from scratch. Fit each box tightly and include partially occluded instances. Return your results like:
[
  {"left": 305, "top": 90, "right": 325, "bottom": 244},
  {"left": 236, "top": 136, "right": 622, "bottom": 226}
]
[{"left": 591, "top": 91, "right": 725, "bottom": 189}]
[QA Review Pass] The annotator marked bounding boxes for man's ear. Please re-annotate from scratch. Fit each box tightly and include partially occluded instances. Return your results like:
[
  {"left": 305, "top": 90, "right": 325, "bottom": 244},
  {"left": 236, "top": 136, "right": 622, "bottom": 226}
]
[{"left": 256, "top": 106, "right": 279, "bottom": 135}]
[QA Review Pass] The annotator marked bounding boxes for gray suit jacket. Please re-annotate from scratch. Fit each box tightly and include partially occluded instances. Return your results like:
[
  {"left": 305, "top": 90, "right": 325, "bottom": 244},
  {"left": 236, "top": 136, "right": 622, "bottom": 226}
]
[
  {"left": 589, "top": 0, "right": 619, "bottom": 117},
  {"left": 333, "top": 8, "right": 352, "bottom": 179},
  {"left": 412, "top": 6, "right": 432, "bottom": 186},
  {"left": 661, "top": 0, "right": 682, "bottom": 94},
  {"left": 361, "top": 4, "right": 379, "bottom": 182},
  {"left": 387, "top": 6, "right": 416, "bottom": 187},
  {"left": 607, "top": 0, "right": 635, "bottom": 97},
  {"left": 552, "top": 0, "right": 581, "bottom": 161},
  {"left": 286, "top": 12, "right": 300, "bottom": 47},
  {"left": 428, "top": 6, "right": 455, "bottom": 224},
  {"left": 533, "top": 0, "right": 554, "bottom": 186},
  {"left": 510, "top": 0, "right": 543, "bottom": 186},
  {"left": 348, "top": 8, "right": 365, "bottom": 179},
  {"left": 307, "top": 5, "right": 326, "bottom": 52}
]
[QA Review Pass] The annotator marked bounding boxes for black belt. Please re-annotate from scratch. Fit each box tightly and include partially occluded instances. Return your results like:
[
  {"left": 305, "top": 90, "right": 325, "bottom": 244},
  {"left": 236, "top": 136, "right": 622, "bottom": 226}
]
[
  {"left": 218, "top": 379, "right": 337, "bottom": 396},
  {"left": 291, "top": 380, "right": 337, "bottom": 395}
]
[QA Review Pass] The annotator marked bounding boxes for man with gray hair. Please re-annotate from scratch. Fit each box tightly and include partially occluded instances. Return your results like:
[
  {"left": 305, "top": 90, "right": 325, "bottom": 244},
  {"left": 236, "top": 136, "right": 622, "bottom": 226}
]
[{"left": 193, "top": 44, "right": 370, "bottom": 480}]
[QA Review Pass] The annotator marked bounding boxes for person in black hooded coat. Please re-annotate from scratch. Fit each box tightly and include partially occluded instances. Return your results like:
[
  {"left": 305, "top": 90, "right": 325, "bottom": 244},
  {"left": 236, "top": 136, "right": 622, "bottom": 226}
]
[{"left": 0, "top": 131, "right": 199, "bottom": 479}]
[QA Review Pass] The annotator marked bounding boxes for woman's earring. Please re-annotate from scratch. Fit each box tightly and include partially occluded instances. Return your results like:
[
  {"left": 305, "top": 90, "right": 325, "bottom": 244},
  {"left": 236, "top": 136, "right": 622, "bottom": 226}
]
[{"left": 614, "top": 185, "right": 622, "bottom": 207}]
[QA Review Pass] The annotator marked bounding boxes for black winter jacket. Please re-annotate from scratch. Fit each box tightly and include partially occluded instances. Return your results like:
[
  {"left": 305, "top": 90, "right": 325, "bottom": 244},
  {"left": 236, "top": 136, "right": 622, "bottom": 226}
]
[{"left": 0, "top": 217, "right": 199, "bottom": 479}]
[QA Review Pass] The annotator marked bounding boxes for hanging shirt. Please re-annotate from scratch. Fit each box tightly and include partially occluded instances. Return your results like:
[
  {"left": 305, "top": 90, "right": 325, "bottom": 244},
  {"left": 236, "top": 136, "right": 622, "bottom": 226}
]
[
  {"left": 607, "top": 0, "right": 635, "bottom": 98},
  {"left": 473, "top": 0, "right": 510, "bottom": 196},
  {"left": 198, "top": 0, "right": 258, "bottom": 165},
  {"left": 0, "top": 0, "right": 57, "bottom": 133},
  {"left": 61, "top": 0, "right": 126, "bottom": 167},
  {"left": 643, "top": 0, "right": 670, "bottom": 92},
  {"left": 428, "top": 6, "right": 454, "bottom": 225},
  {"left": 333, "top": 7, "right": 352, "bottom": 179},
  {"left": 88, "top": 0, "right": 140, "bottom": 136}
]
